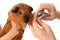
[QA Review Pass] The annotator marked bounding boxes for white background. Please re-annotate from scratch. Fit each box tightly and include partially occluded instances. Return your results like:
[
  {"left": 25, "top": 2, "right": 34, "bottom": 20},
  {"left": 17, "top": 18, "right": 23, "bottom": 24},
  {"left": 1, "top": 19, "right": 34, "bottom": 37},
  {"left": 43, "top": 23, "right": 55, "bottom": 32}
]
[{"left": 0, "top": 0, "right": 60, "bottom": 40}]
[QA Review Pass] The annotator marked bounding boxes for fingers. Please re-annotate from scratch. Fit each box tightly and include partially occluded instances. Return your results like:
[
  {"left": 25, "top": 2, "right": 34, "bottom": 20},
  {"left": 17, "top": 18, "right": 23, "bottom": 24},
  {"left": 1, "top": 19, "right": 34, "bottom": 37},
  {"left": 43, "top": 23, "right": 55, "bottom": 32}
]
[
  {"left": 11, "top": 21, "right": 16, "bottom": 27},
  {"left": 33, "top": 12, "right": 37, "bottom": 21},
  {"left": 37, "top": 18, "right": 51, "bottom": 32},
  {"left": 29, "top": 18, "right": 42, "bottom": 33},
  {"left": 35, "top": 3, "right": 56, "bottom": 20},
  {"left": 29, "top": 12, "right": 51, "bottom": 32},
  {"left": 29, "top": 23, "right": 34, "bottom": 33},
  {"left": 11, "top": 21, "right": 18, "bottom": 30},
  {"left": 32, "top": 20, "right": 41, "bottom": 31},
  {"left": 41, "top": 16, "right": 55, "bottom": 20},
  {"left": 29, "top": 3, "right": 54, "bottom": 32},
  {"left": 38, "top": 3, "right": 53, "bottom": 16},
  {"left": 38, "top": 3, "right": 50, "bottom": 13},
  {"left": 31, "top": 12, "right": 42, "bottom": 31},
  {"left": 38, "top": 3, "right": 55, "bottom": 12}
]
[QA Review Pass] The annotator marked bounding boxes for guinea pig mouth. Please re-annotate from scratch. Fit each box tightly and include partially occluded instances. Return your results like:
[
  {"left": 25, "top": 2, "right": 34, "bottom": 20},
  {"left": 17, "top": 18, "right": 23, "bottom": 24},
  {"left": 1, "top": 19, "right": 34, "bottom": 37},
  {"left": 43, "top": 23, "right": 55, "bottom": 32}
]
[{"left": 24, "top": 14, "right": 30, "bottom": 23}]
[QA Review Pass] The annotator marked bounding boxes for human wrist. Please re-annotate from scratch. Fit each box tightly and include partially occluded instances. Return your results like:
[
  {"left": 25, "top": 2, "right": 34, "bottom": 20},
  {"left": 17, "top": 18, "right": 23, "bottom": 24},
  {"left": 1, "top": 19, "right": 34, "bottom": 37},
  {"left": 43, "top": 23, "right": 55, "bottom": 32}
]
[{"left": 56, "top": 11, "right": 60, "bottom": 20}]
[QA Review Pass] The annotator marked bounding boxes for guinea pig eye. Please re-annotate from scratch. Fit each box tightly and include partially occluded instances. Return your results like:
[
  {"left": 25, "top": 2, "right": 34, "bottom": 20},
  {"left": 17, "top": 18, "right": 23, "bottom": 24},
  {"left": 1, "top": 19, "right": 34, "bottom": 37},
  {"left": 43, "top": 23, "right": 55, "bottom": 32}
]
[
  {"left": 20, "top": 12, "right": 22, "bottom": 15},
  {"left": 12, "top": 7, "right": 18, "bottom": 13}
]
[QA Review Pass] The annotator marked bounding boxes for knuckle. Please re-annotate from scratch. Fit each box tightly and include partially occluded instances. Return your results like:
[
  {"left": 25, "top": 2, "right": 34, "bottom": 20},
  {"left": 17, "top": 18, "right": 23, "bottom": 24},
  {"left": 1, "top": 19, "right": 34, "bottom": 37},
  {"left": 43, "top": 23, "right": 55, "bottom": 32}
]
[
  {"left": 50, "top": 3, "right": 54, "bottom": 6},
  {"left": 47, "top": 26, "right": 51, "bottom": 30},
  {"left": 51, "top": 16, "right": 55, "bottom": 19},
  {"left": 40, "top": 3, "right": 47, "bottom": 7},
  {"left": 40, "top": 3, "right": 45, "bottom": 5},
  {"left": 50, "top": 4, "right": 55, "bottom": 8}
]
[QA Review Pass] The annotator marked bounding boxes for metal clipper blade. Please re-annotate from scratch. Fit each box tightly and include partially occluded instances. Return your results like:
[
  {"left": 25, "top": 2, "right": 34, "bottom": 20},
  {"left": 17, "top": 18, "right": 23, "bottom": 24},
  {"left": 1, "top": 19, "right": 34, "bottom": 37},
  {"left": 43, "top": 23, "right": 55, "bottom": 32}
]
[{"left": 37, "top": 10, "right": 50, "bottom": 18}]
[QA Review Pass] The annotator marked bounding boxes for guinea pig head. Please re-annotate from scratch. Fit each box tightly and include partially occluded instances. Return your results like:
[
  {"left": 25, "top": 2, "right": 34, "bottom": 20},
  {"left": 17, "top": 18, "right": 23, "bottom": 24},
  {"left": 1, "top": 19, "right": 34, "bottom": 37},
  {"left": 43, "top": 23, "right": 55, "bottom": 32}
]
[{"left": 8, "top": 3, "right": 33, "bottom": 30}]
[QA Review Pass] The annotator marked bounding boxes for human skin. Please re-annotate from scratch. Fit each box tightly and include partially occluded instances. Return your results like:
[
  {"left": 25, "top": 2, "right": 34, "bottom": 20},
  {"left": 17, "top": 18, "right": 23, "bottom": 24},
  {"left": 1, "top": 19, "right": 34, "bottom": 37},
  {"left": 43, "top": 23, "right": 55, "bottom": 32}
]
[
  {"left": 0, "top": 21, "right": 19, "bottom": 40},
  {"left": 29, "top": 3, "right": 58, "bottom": 40},
  {"left": 35, "top": 3, "right": 60, "bottom": 20},
  {"left": 29, "top": 14, "right": 56, "bottom": 40},
  {"left": 0, "top": 3, "right": 60, "bottom": 40}
]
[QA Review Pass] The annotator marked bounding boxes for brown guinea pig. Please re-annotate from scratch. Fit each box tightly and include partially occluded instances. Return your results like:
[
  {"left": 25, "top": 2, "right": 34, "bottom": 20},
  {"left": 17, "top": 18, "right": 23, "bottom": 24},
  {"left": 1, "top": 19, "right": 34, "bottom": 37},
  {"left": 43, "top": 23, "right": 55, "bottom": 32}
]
[{"left": 0, "top": 3, "right": 33, "bottom": 40}]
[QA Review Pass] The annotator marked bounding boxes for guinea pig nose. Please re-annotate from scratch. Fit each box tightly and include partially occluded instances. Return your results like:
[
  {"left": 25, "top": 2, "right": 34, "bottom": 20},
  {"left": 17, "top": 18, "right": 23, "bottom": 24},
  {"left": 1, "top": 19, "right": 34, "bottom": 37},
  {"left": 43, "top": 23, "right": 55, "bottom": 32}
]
[{"left": 24, "top": 14, "right": 30, "bottom": 23}]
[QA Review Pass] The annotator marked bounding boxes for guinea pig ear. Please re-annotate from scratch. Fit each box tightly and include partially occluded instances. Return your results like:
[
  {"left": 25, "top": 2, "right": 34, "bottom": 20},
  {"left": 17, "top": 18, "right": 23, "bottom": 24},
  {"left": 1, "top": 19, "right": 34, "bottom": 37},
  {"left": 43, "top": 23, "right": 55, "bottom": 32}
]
[
  {"left": 30, "top": 7, "right": 33, "bottom": 12},
  {"left": 11, "top": 7, "right": 19, "bottom": 13}
]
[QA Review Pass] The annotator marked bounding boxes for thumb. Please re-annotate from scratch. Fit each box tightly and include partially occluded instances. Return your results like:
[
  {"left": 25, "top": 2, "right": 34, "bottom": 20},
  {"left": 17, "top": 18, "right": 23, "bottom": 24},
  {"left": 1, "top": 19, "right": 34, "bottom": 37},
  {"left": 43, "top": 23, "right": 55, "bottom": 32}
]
[{"left": 11, "top": 21, "right": 17, "bottom": 29}]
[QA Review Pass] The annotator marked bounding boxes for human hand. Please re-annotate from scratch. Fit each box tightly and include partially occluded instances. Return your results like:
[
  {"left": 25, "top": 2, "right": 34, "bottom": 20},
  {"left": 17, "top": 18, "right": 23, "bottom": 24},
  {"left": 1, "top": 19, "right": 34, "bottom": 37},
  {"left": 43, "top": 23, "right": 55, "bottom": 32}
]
[
  {"left": 29, "top": 18, "right": 56, "bottom": 40},
  {"left": 11, "top": 21, "right": 18, "bottom": 31},
  {"left": 11, "top": 21, "right": 19, "bottom": 38},
  {"left": 35, "top": 3, "right": 57, "bottom": 20},
  {"left": 29, "top": 13, "right": 56, "bottom": 40},
  {"left": 0, "top": 22, "right": 19, "bottom": 40}
]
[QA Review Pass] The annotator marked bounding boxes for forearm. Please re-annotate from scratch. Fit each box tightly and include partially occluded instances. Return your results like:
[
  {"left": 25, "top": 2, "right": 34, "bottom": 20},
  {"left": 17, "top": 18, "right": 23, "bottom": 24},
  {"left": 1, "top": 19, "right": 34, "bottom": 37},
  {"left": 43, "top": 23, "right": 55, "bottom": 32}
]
[
  {"left": 0, "top": 28, "right": 19, "bottom": 40},
  {"left": 56, "top": 11, "right": 60, "bottom": 20}
]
